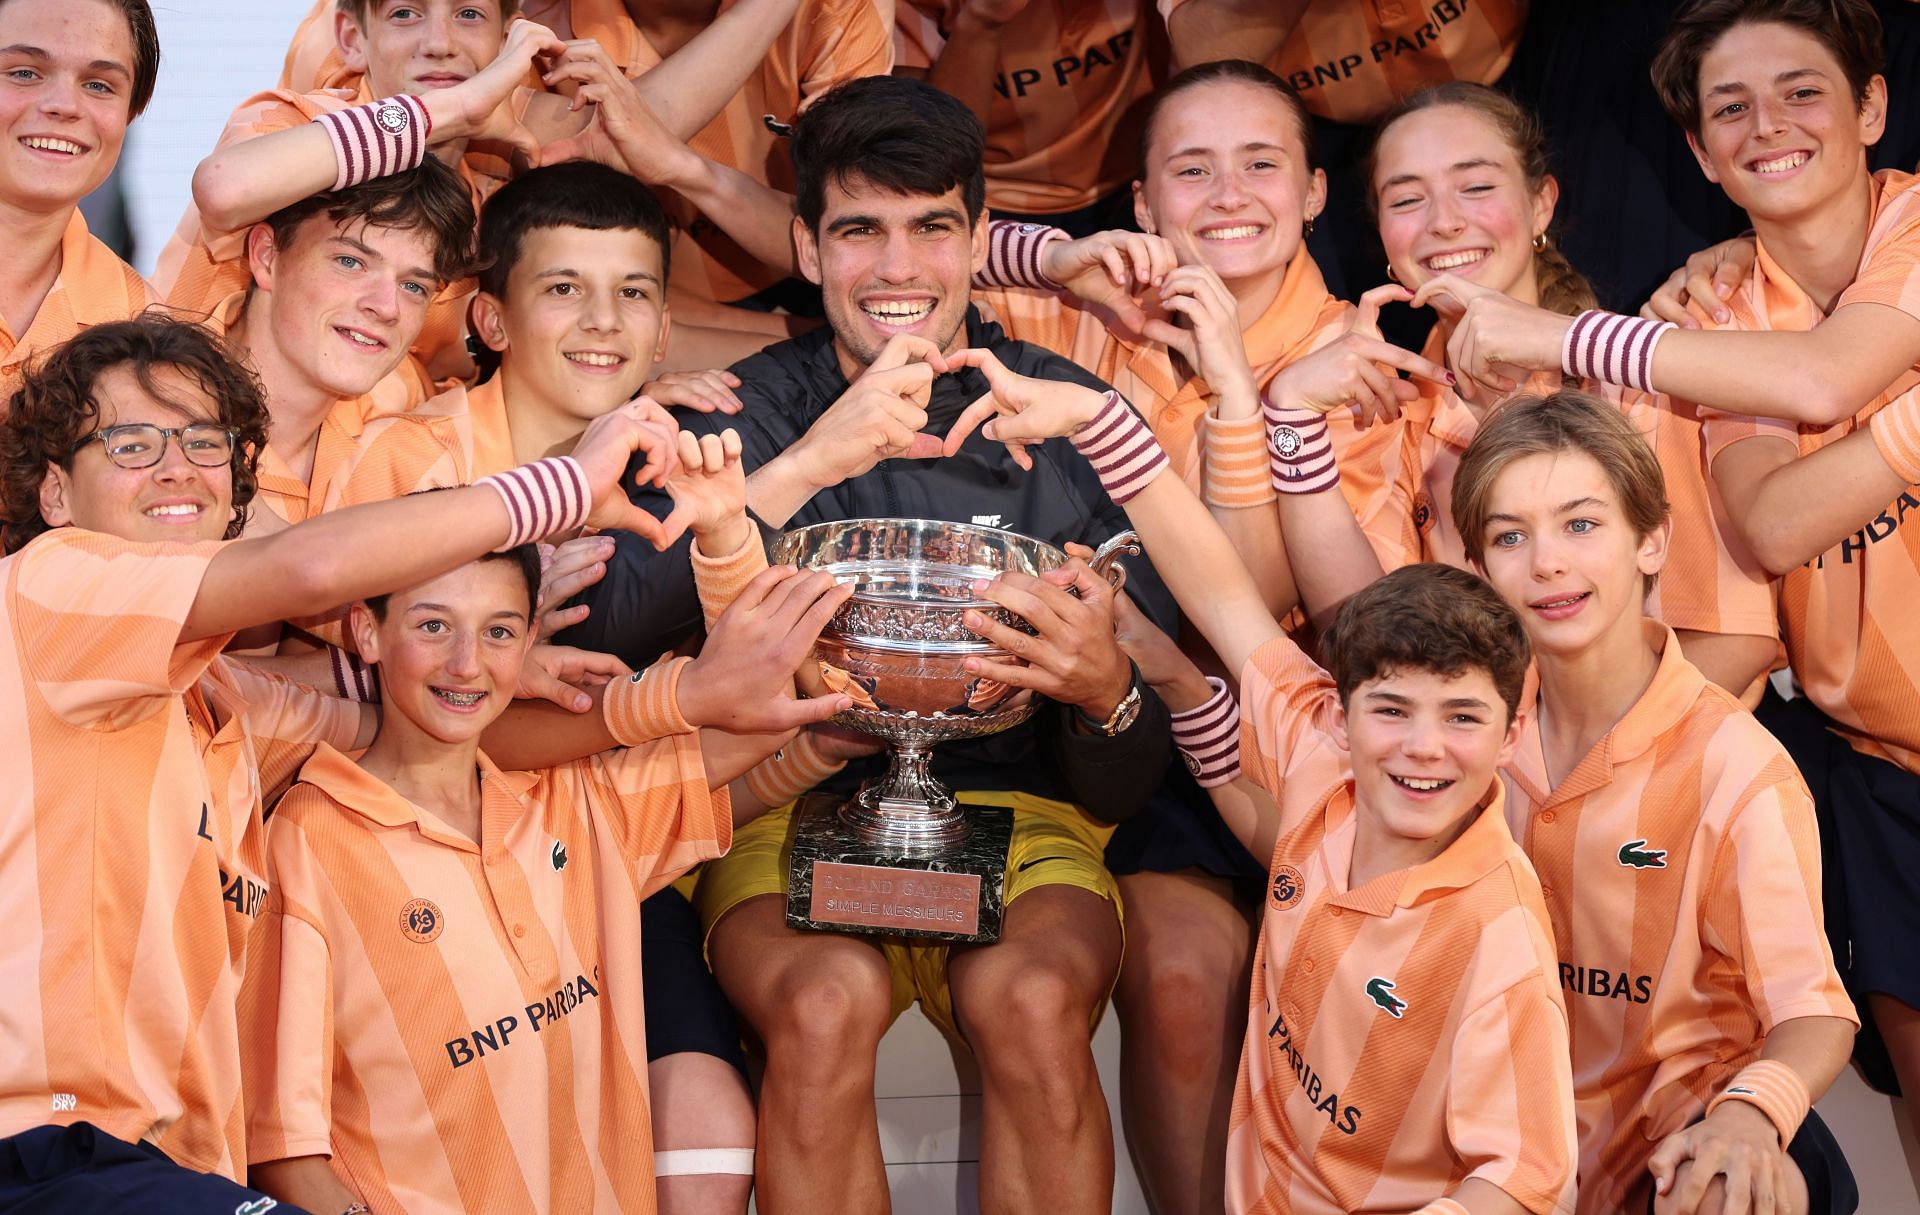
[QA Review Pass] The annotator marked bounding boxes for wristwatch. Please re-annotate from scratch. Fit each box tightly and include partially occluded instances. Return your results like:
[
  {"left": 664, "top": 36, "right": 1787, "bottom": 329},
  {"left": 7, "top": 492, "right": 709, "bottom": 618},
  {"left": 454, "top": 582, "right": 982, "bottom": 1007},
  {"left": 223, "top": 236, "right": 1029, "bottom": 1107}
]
[{"left": 1077, "top": 665, "right": 1144, "bottom": 736}]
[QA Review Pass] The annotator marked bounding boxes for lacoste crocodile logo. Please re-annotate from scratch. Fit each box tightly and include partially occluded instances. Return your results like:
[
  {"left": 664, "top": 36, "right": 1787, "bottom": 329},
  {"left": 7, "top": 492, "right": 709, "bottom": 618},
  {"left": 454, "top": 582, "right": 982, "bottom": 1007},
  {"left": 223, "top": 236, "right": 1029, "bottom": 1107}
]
[
  {"left": 551, "top": 841, "right": 569, "bottom": 871},
  {"left": 1617, "top": 840, "right": 1668, "bottom": 869},
  {"left": 1365, "top": 977, "right": 1406, "bottom": 1019}
]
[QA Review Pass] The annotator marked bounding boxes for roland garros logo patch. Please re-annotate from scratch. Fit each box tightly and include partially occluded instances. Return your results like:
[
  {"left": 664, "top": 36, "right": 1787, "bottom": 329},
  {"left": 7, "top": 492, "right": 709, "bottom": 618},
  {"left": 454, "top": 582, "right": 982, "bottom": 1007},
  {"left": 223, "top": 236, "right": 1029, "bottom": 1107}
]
[
  {"left": 400, "top": 897, "right": 444, "bottom": 943},
  {"left": 1269, "top": 864, "right": 1305, "bottom": 910}
]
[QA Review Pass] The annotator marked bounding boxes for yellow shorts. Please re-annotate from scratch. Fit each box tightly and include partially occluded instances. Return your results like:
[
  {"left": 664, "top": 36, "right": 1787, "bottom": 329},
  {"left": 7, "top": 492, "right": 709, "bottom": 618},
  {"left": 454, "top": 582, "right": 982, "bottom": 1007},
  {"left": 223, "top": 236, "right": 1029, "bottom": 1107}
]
[{"left": 692, "top": 790, "right": 1122, "bottom": 1043}]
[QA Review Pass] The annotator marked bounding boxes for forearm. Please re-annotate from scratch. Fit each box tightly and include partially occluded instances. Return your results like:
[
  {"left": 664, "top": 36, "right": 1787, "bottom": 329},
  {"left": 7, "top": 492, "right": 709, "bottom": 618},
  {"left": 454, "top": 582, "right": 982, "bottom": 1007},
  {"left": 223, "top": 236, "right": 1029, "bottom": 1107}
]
[
  {"left": 188, "top": 482, "right": 517, "bottom": 641},
  {"left": 633, "top": 0, "right": 800, "bottom": 138},
  {"left": 657, "top": 154, "right": 800, "bottom": 276},
  {"left": 699, "top": 727, "right": 794, "bottom": 794},
  {"left": 660, "top": 321, "right": 781, "bottom": 378},
  {"left": 921, "top": 9, "right": 1011, "bottom": 128},
  {"left": 1124, "top": 473, "right": 1286, "bottom": 678},
  {"left": 745, "top": 452, "right": 826, "bottom": 528},
  {"left": 1647, "top": 304, "right": 1920, "bottom": 425},
  {"left": 190, "top": 123, "right": 342, "bottom": 234},
  {"left": 1210, "top": 504, "right": 1300, "bottom": 620},
  {"left": 1165, "top": 0, "right": 1309, "bottom": 70},
  {"left": 250, "top": 1155, "right": 360, "bottom": 1215},
  {"left": 1276, "top": 486, "right": 1385, "bottom": 634},
  {"left": 1714, "top": 431, "right": 1908, "bottom": 574},
  {"left": 1441, "top": 1176, "right": 1532, "bottom": 1215},
  {"left": 1756, "top": 1015, "right": 1855, "bottom": 1108}
]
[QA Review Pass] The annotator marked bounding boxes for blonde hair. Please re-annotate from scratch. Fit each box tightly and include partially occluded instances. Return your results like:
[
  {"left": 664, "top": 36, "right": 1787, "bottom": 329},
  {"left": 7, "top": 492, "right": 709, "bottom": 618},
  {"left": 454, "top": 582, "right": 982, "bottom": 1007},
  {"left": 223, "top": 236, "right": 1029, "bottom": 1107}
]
[
  {"left": 1367, "top": 83, "right": 1599, "bottom": 317},
  {"left": 1452, "top": 391, "right": 1668, "bottom": 593}
]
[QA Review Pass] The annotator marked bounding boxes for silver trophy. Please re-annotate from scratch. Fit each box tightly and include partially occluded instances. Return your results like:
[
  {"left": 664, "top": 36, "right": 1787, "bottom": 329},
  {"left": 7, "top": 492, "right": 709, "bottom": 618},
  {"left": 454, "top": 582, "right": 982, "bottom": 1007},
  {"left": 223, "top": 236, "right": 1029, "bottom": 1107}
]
[{"left": 770, "top": 518, "right": 1140, "bottom": 943}]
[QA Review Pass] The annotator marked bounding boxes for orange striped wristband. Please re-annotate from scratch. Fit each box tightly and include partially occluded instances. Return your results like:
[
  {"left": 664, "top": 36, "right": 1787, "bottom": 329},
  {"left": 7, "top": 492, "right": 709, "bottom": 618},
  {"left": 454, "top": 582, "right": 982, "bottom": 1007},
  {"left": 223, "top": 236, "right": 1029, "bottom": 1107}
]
[
  {"left": 604, "top": 655, "right": 694, "bottom": 744},
  {"left": 1411, "top": 1199, "right": 1470, "bottom": 1215},
  {"left": 1201, "top": 412, "right": 1277, "bottom": 509},
  {"left": 692, "top": 523, "right": 768, "bottom": 632},
  {"left": 743, "top": 729, "right": 846, "bottom": 808},
  {"left": 1869, "top": 394, "right": 1920, "bottom": 485},
  {"left": 1704, "top": 1058, "right": 1810, "bottom": 1147}
]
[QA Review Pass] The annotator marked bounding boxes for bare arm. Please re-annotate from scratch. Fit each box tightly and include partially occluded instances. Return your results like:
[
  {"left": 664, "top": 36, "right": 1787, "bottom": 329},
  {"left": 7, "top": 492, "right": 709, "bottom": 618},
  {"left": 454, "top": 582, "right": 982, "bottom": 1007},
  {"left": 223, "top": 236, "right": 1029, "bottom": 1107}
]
[
  {"left": 628, "top": 0, "right": 804, "bottom": 138},
  {"left": 250, "top": 1156, "right": 359, "bottom": 1215},
  {"left": 192, "top": 20, "right": 566, "bottom": 234},
  {"left": 1710, "top": 430, "right": 1907, "bottom": 575},
  {"left": 1447, "top": 1177, "right": 1533, "bottom": 1215},
  {"left": 1648, "top": 303, "right": 1920, "bottom": 426},
  {"left": 916, "top": 1, "right": 1023, "bottom": 128},
  {"left": 1671, "top": 630, "right": 1775, "bottom": 704},
  {"left": 1164, "top": 0, "right": 1309, "bottom": 71}
]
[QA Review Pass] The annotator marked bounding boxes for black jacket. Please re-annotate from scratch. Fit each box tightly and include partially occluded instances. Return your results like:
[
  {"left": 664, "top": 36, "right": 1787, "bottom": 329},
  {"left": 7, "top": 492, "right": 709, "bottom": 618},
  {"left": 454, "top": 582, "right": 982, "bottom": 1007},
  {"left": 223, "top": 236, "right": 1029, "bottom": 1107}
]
[{"left": 566, "top": 308, "right": 1177, "bottom": 821}]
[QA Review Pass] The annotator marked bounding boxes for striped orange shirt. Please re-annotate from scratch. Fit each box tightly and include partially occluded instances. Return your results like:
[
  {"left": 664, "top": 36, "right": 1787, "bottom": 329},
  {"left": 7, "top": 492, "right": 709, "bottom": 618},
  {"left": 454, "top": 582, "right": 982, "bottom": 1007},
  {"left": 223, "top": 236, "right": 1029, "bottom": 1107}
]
[
  {"left": 241, "top": 737, "right": 728, "bottom": 1213},
  {"left": 1158, "top": 0, "right": 1527, "bottom": 125},
  {"left": 1703, "top": 170, "right": 1920, "bottom": 773},
  {"left": 152, "top": 87, "right": 517, "bottom": 376},
  {"left": 977, "top": 252, "right": 1415, "bottom": 570},
  {"left": 1500, "top": 625, "right": 1855, "bottom": 1213},
  {"left": 1395, "top": 335, "right": 1773, "bottom": 639},
  {"left": 894, "top": 0, "right": 1151, "bottom": 215},
  {"left": 0, "top": 210, "right": 158, "bottom": 394},
  {"left": 1228, "top": 635, "right": 1577, "bottom": 1215},
  {"left": 569, "top": 0, "right": 892, "bottom": 303},
  {"left": 323, "top": 374, "right": 520, "bottom": 508},
  {"left": 0, "top": 529, "right": 361, "bottom": 1178}
]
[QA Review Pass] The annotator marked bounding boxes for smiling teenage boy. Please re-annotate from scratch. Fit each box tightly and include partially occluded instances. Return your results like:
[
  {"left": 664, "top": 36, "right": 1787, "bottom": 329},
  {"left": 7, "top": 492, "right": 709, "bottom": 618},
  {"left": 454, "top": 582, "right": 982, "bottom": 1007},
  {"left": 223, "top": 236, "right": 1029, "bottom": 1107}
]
[
  {"left": 0, "top": 313, "right": 697, "bottom": 1209},
  {"left": 575, "top": 75, "right": 1176, "bottom": 1214},
  {"left": 0, "top": 0, "right": 159, "bottom": 390}
]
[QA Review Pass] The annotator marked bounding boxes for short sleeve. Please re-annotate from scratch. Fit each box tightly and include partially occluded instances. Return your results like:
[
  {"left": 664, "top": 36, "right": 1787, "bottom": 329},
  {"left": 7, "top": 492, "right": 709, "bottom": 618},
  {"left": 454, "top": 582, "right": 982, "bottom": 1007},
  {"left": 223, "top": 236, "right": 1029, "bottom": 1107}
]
[
  {"left": 239, "top": 857, "right": 337, "bottom": 1164},
  {"left": 566, "top": 733, "right": 730, "bottom": 896},
  {"left": 1699, "top": 407, "right": 1801, "bottom": 467},
  {"left": 225, "top": 663, "right": 365, "bottom": 801},
  {"left": 1237, "top": 636, "right": 1350, "bottom": 826},
  {"left": 799, "top": 0, "right": 894, "bottom": 103},
  {"left": 1444, "top": 964, "right": 1579, "bottom": 1215},
  {"left": 1835, "top": 182, "right": 1920, "bottom": 324},
  {"left": 12, "top": 532, "right": 226, "bottom": 728},
  {"left": 1706, "top": 768, "right": 1859, "bottom": 1032}
]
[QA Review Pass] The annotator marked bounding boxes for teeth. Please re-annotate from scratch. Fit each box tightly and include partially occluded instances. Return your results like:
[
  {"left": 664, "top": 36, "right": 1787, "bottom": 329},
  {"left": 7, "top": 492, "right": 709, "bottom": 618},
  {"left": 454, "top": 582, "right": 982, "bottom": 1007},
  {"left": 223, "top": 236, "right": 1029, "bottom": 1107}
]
[
  {"left": 145, "top": 504, "right": 199, "bottom": 517},
  {"left": 1201, "top": 225, "right": 1263, "bottom": 240},
  {"left": 23, "top": 136, "right": 81, "bottom": 154},
  {"left": 1536, "top": 594, "right": 1585, "bottom": 609},
  {"left": 1752, "top": 151, "right": 1808, "bottom": 173},
  {"left": 1395, "top": 776, "right": 1449, "bottom": 791},
  {"left": 339, "top": 328, "right": 382, "bottom": 348},
  {"left": 565, "top": 352, "right": 624, "bottom": 367},
  {"left": 861, "top": 300, "right": 934, "bottom": 322},
  {"left": 1425, "top": 249, "right": 1487, "bottom": 271},
  {"left": 435, "top": 689, "right": 484, "bottom": 706}
]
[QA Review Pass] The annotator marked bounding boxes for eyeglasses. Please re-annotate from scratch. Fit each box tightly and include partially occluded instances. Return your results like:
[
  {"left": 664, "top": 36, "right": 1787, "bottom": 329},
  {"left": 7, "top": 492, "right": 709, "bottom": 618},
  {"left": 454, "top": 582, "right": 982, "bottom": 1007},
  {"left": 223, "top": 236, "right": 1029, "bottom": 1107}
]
[{"left": 73, "top": 423, "right": 238, "bottom": 470}]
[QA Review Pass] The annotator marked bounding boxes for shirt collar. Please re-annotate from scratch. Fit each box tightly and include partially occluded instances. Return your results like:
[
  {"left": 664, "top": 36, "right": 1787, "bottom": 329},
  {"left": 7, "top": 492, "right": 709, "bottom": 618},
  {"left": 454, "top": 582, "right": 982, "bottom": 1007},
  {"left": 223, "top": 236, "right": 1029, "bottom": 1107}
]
[
  {"left": 298, "top": 744, "right": 541, "bottom": 851},
  {"left": 1327, "top": 779, "right": 1517, "bottom": 917}
]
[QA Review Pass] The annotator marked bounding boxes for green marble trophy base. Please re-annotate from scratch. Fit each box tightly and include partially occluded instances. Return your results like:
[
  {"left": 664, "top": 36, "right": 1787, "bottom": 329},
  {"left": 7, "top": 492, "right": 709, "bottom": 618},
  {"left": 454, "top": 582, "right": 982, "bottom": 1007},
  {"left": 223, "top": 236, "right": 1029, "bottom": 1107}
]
[{"left": 786, "top": 791, "right": 1012, "bottom": 944}]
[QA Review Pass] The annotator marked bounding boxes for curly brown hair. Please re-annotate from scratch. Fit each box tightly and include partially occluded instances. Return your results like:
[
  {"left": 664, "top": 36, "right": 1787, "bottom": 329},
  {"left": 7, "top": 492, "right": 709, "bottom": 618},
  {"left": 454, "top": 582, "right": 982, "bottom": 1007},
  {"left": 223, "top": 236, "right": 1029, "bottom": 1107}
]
[
  {"left": 1320, "top": 563, "right": 1531, "bottom": 720},
  {"left": 1, "top": 315, "right": 269, "bottom": 554}
]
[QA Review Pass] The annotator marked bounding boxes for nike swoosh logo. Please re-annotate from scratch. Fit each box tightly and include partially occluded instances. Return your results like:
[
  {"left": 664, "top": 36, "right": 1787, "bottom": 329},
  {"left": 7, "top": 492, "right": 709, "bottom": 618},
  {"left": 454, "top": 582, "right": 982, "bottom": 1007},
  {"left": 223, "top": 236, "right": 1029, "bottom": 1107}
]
[{"left": 1017, "top": 855, "right": 1069, "bottom": 873}]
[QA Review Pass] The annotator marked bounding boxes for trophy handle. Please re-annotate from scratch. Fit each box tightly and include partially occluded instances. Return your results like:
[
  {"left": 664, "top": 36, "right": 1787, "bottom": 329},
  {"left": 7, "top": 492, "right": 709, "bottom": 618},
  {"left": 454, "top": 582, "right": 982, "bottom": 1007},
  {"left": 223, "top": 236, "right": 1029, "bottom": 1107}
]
[{"left": 1088, "top": 531, "right": 1142, "bottom": 588}]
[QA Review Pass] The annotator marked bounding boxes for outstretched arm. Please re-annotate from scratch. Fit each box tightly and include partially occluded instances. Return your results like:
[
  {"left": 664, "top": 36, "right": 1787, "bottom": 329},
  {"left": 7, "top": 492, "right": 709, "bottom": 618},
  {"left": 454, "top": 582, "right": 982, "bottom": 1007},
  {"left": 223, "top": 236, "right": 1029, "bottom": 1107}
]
[
  {"left": 625, "top": 0, "right": 804, "bottom": 138},
  {"left": 184, "top": 398, "right": 683, "bottom": 643}
]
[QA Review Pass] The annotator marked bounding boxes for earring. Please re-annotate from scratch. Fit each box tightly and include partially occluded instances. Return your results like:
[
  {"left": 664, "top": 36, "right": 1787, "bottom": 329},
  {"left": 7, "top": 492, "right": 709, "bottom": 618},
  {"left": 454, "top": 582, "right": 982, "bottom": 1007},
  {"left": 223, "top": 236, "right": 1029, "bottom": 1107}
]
[
  {"left": 1386, "top": 263, "right": 1400, "bottom": 284},
  {"left": 1303, "top": 217, "right": 1315, "bottom": 238},
  {"left": 1532, "top": 232, "right": 1548, "bottom": 252}
]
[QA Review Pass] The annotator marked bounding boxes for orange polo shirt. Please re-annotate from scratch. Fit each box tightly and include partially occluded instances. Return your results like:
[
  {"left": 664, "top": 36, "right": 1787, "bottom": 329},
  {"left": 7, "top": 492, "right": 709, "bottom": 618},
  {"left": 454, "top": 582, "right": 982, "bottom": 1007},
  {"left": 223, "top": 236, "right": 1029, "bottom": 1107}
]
[
  {"left": 1702, "top": 170, "right": 1920, "bottom": 773},
  {"left": 1394, "top": 334, "right": 1775, "bottom": 641},
  {"left": 0, "top": 210, "right": 158, "bottom": 394},
  {"left": 323, "top": 374, "right": 520, "bottom": 509},
  {"left": 567, "top": 0, "right": 891, "bottom": 303},
  {"left": 1227, "top": 635, "right": 1577, "bottom": 1215},
  {"left": 0, "top": 529, "right": 361, "bottom": 1178},
  {"left": 1501, "top": 625, "right": 1855, "bottom": 1212},
  {"left": 894, "top": 0, "right": 1152, "bottom": 215},
  {"left": 241, "top": 738, "right": 728, "bottom": 1213},
  {"left": 152, "top": 87, "right": 519, "bottom": 377},
  {"left": 978, "top": 251, "right": 1414, "bottom": 571},
  {"left": 1158, "top": 0, "right": 1527, "bottom": 125}
]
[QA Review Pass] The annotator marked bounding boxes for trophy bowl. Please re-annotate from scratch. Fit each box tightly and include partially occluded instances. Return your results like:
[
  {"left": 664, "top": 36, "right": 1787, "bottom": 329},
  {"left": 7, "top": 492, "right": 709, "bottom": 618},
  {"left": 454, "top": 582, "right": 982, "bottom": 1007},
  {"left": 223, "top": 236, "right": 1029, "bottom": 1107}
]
[{"left": 771, "top": 518, "right": 1139, "bottom": 850}]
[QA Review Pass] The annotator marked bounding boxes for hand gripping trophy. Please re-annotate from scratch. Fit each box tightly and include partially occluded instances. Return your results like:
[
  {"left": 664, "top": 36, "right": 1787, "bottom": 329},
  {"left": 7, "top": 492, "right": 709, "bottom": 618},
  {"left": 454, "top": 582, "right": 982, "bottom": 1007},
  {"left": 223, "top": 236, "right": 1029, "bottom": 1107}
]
[{"left": 770, "top": 518, "right": 1140, "bottom": 943}]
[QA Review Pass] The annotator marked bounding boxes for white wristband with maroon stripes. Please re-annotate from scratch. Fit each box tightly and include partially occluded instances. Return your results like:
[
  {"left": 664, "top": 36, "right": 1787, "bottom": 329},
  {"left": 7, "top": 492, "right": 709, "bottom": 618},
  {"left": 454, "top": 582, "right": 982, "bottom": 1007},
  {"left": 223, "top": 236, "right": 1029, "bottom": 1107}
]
[
  {"left": 1171, "top": 677, "right": 1241, "bottom": 788},
  {"left": 1262, "top": 393, "right": 1339, "bottom": 494},
  {"left": 477, "top": 456, "right": 591, "bottom": 550},
  {"left": 314, "top": 95, "right": 431, "bottom": 192},
  {"left": 1071, "top": 390, "right": 1167, "bottom": 504},
  {"left": 980, "top": 220, "right": 1068, "bottom": 290},
  {"left": 1560, "top": 309, "right": 1675, "bottom": 393}
]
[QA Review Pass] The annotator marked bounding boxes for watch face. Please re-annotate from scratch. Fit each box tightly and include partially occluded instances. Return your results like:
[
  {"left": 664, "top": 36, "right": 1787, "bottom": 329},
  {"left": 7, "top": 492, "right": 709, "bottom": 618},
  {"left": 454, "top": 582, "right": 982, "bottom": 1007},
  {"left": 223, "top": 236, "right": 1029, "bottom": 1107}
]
[{"left": 1114, "top": 697, "right": 1142, "bottom": 734}]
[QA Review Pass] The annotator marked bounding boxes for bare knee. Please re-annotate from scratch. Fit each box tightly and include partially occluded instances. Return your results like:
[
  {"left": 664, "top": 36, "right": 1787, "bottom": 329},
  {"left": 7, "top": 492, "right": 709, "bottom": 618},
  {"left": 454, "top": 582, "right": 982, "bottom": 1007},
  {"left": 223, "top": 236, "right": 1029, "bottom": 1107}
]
[{"left": 758, "top": 957, "right": 891, "bottom": 1066}]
